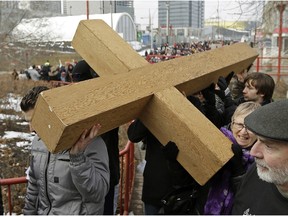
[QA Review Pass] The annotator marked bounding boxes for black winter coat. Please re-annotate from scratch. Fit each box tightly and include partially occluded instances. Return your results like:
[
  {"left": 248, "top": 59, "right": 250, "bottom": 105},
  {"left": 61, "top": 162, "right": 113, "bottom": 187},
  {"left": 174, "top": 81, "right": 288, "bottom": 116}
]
[
  {"left": 101, "top": 128, "right": 120, "bottom": 187},
  {"left": 127, "top": 120, "right": 191, "bottom": 207}
]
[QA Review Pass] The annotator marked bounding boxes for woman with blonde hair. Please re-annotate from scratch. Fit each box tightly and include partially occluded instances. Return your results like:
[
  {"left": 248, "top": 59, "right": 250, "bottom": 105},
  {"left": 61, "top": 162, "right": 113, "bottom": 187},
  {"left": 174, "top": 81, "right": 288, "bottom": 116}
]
[{"left": 204, "top": 101, "right": 261, "bottom": 214}]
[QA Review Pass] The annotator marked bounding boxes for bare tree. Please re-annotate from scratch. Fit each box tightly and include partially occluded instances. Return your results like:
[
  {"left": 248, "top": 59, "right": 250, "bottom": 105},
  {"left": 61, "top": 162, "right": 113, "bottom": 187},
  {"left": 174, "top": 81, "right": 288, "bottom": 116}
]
[
  {"left": 0, "top": 1, "right": 62, "bottom": 71},
  {"left": 262, "top": 1, "right": 277, "bottom": 37},
  {"left": 0, "top": 1, "right": 27, "bottom": 45}
]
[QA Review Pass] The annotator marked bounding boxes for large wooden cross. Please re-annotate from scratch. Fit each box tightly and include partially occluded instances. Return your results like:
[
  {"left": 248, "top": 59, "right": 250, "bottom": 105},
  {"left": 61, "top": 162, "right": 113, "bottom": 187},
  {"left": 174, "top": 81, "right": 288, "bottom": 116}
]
[{"left": 32, "top": 20, "right": 258, "bottom": 185}]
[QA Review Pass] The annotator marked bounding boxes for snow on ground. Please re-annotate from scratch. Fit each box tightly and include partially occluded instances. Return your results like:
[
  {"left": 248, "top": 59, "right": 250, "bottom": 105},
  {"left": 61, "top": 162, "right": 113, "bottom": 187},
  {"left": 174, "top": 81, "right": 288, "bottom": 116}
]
[
  {"left": 1, "top": 131, "right": 34, "bottom": 147},
  {"left": 2, "top": 131, "right": 34, "bottom": 141},
  {"left": 0, "top": 93, "right": 33, "bottom": 145},
  {"left": 0, "top": 93, "right": 23, "bottom": 120},
  {"left": 0, "top": 114, "right": 21, "bottom": 121},
  {"left": 0, "top": 93, "right": 22, "bottom": 112}
]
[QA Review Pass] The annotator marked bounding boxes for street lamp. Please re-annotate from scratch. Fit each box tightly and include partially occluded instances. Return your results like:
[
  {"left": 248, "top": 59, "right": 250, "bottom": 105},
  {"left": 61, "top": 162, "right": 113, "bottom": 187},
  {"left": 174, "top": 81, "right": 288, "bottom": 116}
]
[
  {"left": 166, "top": 1, "right": 169, "bottom": 44},
  {"left": 140, "top": 10, "right": 153, "bottom": 51},
  {"left": 149, "top": 9, "right": 153, "bottom": 51}
]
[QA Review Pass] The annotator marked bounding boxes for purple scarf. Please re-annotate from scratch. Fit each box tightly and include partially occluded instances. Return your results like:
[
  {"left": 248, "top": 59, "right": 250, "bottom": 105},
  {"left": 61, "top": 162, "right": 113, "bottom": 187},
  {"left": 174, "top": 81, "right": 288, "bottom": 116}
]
[{"left": 204, "top": 127, "right": 254, "bottom": 215}]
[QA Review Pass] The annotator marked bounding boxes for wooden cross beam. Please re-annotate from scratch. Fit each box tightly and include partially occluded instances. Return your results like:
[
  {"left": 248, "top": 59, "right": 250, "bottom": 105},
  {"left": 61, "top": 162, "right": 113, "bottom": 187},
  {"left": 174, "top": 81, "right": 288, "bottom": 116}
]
[{"left": 32, "top": 20, "right": 258, "bottom": 185}]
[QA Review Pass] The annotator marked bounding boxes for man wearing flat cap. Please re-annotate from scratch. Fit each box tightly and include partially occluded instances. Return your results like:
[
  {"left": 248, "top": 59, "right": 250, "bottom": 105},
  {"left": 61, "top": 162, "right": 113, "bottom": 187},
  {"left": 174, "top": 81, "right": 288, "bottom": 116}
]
[{"left": 232, "top": 99, "right": 288, "bottom": 215}]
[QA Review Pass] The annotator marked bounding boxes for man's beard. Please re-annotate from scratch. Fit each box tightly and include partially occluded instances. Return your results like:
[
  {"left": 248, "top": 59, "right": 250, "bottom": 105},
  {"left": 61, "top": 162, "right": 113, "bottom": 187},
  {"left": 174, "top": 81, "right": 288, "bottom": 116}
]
[{"left": 255, "top": 158, "right": 288, "bottom": 185}]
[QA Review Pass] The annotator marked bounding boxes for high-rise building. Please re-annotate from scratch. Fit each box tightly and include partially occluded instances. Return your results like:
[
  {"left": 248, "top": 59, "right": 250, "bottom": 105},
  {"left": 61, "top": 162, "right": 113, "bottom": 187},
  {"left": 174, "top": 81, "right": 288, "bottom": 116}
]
[
  {"left": 157, "top": 1, "right": 204, "bottom": 43},
  {"left": 158, "top": 1, "right": 204, "bottom": 29}
]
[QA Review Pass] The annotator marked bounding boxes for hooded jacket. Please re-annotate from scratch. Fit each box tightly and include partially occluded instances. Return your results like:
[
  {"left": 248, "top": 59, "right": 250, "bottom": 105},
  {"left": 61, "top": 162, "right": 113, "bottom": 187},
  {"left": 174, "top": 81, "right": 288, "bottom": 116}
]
[{"left": 23, "top": 135, "right": 110, "bottom": 215}]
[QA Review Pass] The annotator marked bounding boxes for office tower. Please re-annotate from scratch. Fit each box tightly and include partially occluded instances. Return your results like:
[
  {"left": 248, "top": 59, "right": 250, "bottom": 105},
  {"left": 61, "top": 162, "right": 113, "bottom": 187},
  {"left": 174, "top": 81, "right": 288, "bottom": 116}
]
[
  {"left": 157, "top": 1, "right": 204, "bottom": 43},
  {"left": 158, "top": 1, "right": 204, "bottom": 29}
]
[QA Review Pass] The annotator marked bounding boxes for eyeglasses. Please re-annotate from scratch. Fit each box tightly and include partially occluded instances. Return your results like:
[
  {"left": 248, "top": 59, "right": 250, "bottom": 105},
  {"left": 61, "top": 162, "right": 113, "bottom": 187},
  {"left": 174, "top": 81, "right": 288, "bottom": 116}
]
[{"left": 232, "top": 121, "right": 249, "bottom": 132}]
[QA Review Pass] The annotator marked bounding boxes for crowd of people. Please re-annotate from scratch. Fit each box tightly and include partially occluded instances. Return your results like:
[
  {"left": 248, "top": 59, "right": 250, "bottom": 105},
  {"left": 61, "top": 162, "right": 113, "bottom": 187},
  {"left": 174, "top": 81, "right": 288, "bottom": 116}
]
[
  {"left": 2, "top": 43, "right": 288, "bottom": 215},
  {"left": 145, "top": 41, "right": 213, "bottom": 64},
  {"left": 11, "top": 41, "right": 228, "bottom": 82},
  {"left": 11, "top": 60, "right": 77, "bottom": 83}
]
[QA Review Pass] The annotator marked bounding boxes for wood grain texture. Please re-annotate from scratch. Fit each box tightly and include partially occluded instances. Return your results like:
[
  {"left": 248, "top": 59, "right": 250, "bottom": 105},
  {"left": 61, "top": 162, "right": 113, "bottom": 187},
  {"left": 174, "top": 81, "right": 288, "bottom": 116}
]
[
  {"left": 32, "top": 21, "right": 257, "bottom": 184},
  {"left": 32, "top": 42, "right": 257, "bottom": 155},
  {"left": 139, "top": 87, "right": 233, "bottom": 185},
  {"left": 72, "top": 20, "right": 148, "bottom": 76}
]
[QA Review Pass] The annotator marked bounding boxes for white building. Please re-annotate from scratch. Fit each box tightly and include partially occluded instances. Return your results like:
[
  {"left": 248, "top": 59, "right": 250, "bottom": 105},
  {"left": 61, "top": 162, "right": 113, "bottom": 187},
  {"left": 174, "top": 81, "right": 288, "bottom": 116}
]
[{"left": 12, "top": 12, "right": 136, "bottom": 43}]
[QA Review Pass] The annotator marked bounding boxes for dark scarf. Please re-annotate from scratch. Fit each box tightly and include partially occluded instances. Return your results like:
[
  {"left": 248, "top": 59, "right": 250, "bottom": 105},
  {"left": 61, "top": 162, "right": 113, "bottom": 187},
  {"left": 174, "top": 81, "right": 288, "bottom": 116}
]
[{"left": 204, "top": 127, "right": 254, "bottom": 215}]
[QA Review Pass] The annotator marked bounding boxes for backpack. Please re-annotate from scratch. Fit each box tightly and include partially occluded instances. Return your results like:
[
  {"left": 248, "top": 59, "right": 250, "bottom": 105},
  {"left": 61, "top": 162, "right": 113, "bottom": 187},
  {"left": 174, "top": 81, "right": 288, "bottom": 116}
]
[{"left": 158, "top": 184, "right": 198, "bottom": 215}]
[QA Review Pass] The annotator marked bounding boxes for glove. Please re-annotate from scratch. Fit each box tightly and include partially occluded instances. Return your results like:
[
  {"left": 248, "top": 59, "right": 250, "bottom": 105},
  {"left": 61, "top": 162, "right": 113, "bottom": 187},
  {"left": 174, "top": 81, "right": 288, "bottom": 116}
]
[
  {"left": 162, "top": 141, "right": 179, "bottom": 161},
  {"left": 230, "top": 144, "right": 245, "bottom": 177},
  {"left": 215, "top": 76, "right": 230, "bottom": 99},
  {"left": 225, "top": 71, "right": 234, "bottom": 85},
  {"left": 215, "top": 72, "right": 234, "bottom": 97},
  {"left": 201, "top": 83, "right": 216, "bottom": 106},
  {"left": 217, "top": 76, "right": 228, "bottom": 91}
]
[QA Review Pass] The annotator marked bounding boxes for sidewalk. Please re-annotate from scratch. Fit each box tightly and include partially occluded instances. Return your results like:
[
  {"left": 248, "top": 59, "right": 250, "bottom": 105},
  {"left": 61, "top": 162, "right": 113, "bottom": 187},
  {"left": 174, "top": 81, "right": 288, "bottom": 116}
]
[{"left": 129, "top": 142, "right": 146, "bottom": 215}]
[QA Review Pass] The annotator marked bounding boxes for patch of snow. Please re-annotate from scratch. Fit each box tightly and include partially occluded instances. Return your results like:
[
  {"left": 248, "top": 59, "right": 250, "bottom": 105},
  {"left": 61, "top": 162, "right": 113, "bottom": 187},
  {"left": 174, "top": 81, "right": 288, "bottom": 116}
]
[
  {"left": 17, "top": 122, "right": 29, "bottom": 126},
  {"left": 0, "top": 114, "right": 21, "bottom": 120},
  {"left": 0, "top": 93, "right": 22, "bottom": 112},
  {"left": 0, "top": 144, "right": 8, "bottom": 148},
  {"left": 16, "top": 141, "right": 31, "bottom": 148},
  {"left": 2, "top": 131, "right": 34, "bottom": 141}
]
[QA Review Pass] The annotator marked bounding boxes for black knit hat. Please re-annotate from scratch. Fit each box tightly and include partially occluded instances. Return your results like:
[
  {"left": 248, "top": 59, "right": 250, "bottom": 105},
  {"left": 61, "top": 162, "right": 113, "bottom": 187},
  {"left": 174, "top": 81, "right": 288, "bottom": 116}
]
[
  {"left": 244, "top": 99, "right": 288, "bottom": 142},
  {"left": 72, "top": 60, "right": 99, "bottom": 82}
]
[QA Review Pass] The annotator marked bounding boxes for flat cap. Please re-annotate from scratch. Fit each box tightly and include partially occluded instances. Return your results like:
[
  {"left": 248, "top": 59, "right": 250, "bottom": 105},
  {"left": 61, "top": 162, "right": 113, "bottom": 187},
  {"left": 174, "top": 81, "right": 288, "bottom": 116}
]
[{"left": 245, "top": 99, "right": 288, "bottom": 141}]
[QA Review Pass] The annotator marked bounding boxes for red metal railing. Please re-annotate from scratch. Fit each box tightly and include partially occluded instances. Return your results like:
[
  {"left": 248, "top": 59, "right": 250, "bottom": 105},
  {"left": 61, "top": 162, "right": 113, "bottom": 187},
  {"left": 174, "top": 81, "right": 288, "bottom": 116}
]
[
  {"left": 0, "top": 177, "right": 27, "bottom": 214},
  {"left": 255, "top": 56, "right": 288, "bottom": 81},
  {"left": 118, "top": 141, "right": 135, "bottom": 215},
  {"left": 0, "top": 141, "right": 135, "bottom": 215}
]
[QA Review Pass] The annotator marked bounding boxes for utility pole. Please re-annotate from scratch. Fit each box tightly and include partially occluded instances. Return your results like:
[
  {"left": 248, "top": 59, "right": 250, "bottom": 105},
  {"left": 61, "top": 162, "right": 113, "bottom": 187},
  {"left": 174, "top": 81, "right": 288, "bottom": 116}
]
[
  {"left": 0, "top": 1, "right": 2, "bottom": 33},
  {"left": 102, "top": 0, "right": 105, "bottom": 13},
  {"left": 217, "top": 0, "right": 220, "bottom": 40},
  {"left": 110, "top": 1, "right": 113, "bottom": 29},
  {"left": 86, "top": 0, "right": 89, "bottom": 20},
  {"left": 276, "top": 1, "right": 286, "bottom": 82},
  {"left": 166, "top": 1, "right": 169, "bottom": 44},
  {"left": 149, "top": 9, "right": 153, "bottom": 51}
]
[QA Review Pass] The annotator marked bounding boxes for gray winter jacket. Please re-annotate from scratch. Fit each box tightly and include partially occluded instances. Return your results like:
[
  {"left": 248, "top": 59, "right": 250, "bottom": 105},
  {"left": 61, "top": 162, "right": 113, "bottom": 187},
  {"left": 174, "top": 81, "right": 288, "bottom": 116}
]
[{"left": 23, "top": 135, "right": 110, "bottom": 215}]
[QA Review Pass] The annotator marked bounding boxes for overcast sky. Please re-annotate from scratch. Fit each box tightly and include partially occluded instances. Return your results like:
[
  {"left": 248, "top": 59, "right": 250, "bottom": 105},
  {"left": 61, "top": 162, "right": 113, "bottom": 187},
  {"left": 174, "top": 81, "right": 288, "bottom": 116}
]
[{"left": 134, "top": 0, "right": 263, "bottom": 29}]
